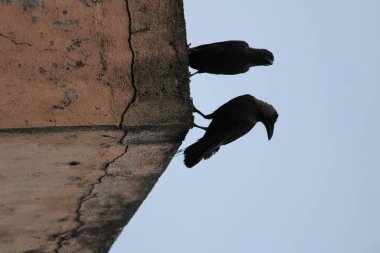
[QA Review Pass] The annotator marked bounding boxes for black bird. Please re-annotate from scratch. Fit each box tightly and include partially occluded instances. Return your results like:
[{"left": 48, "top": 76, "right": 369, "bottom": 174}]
[
  {"left": 188, "top": 40, "right": 274, "bottom": 75},
  {"left": 184, "top": 95, "right": 278, "bottom": 168}
]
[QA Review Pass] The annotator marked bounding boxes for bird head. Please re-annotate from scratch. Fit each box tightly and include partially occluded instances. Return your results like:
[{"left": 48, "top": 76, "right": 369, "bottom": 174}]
[
  {"left": 261, "top": 49, "right": 274, "bottom": 66},
  {"left": 259, "top": 102, "right": 278, "bottom": 140},
  {"left": 249, "top": 49, "right": 274, "bottom": 66}
]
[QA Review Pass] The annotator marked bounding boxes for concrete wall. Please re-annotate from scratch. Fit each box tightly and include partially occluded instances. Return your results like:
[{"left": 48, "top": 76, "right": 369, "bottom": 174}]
[
  {"left": 0, "top": 0, "right": 133, "bottom": 128},
  {"left": 0, "top": 1, "right": 191, "bottom": 252}
]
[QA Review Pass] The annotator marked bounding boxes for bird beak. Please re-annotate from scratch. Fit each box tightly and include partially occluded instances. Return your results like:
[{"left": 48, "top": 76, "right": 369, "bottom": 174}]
[
  {"left": 264, "top": 122, "right": 274, "bottom": 140},
  {"left": 266, "top": 58, "right": 274, "bottom": 65}
]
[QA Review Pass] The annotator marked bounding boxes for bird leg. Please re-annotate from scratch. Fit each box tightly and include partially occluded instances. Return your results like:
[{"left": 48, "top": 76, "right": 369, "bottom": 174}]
[
  {"left": 192, "top": 123, "right": 207, "bottom": 131},
  {"left": 189, "top": 71, "right": 199, "bottom": 77},
  {"left": 193, "top": 106, "right": 212, "bottom": 119}
]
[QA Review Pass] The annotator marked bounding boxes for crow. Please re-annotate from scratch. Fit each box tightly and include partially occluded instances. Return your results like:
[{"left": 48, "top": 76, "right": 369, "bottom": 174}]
[
  {"left": 188, "top": 40, "right": 274, "bottom": 75},
  {"left": 184, "top": 94, "right": 278, "bottom": 168}
]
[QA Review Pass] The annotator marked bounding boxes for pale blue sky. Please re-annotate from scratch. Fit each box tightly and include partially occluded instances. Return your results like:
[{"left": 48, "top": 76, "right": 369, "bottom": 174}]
[{"left": 111, "top": 1, "right": 380, "bottom": 252}]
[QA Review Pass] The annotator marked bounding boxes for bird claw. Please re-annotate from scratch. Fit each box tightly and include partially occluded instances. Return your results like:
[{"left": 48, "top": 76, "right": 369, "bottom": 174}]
[
  {"left": 193, "top": 106, "right": 212, "bottom": 119},
  {"left": 192, "top": 123, "right": 207, "bottom": 131}
]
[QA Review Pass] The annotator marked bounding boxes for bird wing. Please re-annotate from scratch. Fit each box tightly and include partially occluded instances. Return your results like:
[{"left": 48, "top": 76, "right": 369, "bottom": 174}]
[
  {"left": 205, "top": 120, "right": 254, "bottom": 145},
  {"left": 191, "top": 40, "right": 249, "bottom": 50},
  {"left": 211, "top": 95, "right": 255, "bottom": 119},
  {"left": 189, "top": 41, "right": 251, "bottom": 74},
  {"left": 184, "top": 133, "right": 224, "bottom": 167},
  {"left": 222, "top": 121, "right": 254, "bottom": 145},
  {"left": 184, "top": 121, "right": 254, "bottom": 168}
]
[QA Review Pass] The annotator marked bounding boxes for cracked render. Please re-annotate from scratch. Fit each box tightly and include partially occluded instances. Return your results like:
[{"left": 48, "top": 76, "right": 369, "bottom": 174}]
[{"left": 0, "top": 0, "right": 192, "bottom": 252}]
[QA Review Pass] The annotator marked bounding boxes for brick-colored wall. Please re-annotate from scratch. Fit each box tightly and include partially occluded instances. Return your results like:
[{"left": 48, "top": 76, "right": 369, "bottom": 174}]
[
  {"left": 0, "top": 1, "right": 191, "bottom": 252},
  {"left": 0, "top": 0, "right": 132, "bottom": 128}
]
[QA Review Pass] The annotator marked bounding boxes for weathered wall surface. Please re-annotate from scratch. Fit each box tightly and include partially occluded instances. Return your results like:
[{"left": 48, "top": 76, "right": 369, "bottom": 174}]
[
  {"left": 0, "top": 0, "right": 191, "bottom": 252},
  {"left": 123, "top": 0, "right": 192, "bottom": 126},
  {"left": 0, "top": 128, "right": 126, "bottom": 253},
  {"left": 0, "top": 0, "right": 133, "bottom": 128}
]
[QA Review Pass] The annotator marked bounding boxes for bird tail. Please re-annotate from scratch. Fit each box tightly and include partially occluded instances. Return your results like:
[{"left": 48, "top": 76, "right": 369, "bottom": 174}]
[{"left": 184, "top": 137, "right": 221, "bottom": 168}]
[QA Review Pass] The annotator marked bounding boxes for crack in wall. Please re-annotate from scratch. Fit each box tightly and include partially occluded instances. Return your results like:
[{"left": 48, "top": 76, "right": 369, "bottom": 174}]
[
  {"left": 53, "top": 1, "right": 137, "bottom": 251},
  {"left": 120, "top": 0, "right": 136, "bottom": 128},
  {"left": 0, "top": 33, "right": 32, "bottom": 46},
  {"left": 54, "top": 146, "right": 129, "bottom": 253}
]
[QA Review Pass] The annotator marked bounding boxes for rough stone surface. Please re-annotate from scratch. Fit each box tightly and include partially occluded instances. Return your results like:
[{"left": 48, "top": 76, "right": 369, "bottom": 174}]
[
  {"left": 0, "top": 128, "right": 125, "bottom": 253},
  {"left": 0, "top": 0, "right": 133, "bottom": 128},
  {"left": 0, "top": 0, "right": 191, "bottom": 252},
  {"left": 122, "top": 0, "right": 192, "bottom": 126}
]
